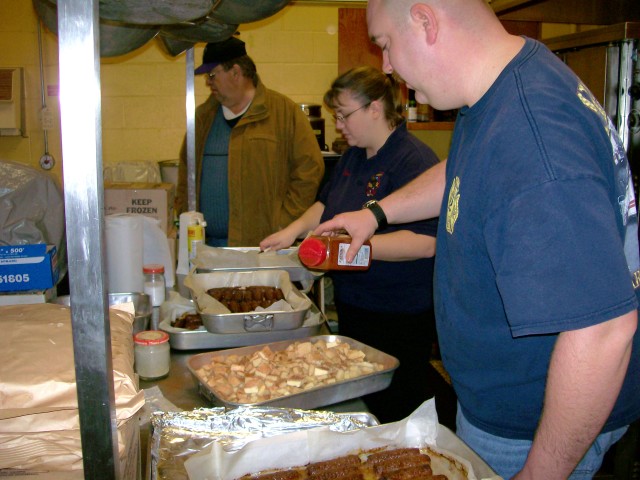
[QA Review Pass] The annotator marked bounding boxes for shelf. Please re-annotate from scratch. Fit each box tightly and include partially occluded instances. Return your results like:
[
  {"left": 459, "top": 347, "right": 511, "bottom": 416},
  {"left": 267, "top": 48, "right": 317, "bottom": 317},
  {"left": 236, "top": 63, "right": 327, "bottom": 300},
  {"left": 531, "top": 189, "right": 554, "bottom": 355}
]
[
  {"left": 407, "top": 121, "right": 455, "bottom": 131},
  {"left": 489, "top": 0, "right": 640, "bottom": 24},
  {"left": 544, "top": 22, "right": 640, "bottom": 51}
]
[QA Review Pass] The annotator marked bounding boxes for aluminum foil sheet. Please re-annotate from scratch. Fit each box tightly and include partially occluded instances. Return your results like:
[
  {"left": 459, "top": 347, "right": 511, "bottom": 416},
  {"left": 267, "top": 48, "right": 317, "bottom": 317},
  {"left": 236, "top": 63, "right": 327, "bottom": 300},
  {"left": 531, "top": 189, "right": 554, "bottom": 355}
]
[{"left": 150, "top": 406, "right": 378, "bottom": 480}]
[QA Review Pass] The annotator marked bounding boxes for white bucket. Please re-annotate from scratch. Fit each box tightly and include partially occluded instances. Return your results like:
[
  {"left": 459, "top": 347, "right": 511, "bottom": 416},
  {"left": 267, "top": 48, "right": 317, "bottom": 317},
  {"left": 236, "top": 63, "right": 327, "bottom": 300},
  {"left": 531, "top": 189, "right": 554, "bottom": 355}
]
[{"left": 159, "top": 159, "right": 179, "bottom": 188}]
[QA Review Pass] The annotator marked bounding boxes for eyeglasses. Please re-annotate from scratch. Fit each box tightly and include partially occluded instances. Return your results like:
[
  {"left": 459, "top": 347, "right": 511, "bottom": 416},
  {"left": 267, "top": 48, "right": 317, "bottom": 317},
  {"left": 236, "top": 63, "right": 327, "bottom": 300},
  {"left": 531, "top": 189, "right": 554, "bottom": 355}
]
[
  {"left": 207, "top": 70, "right": 218, "bottom": 80},
  {"left": 332, "top": 102, "right": 371, "bottom": 122}
]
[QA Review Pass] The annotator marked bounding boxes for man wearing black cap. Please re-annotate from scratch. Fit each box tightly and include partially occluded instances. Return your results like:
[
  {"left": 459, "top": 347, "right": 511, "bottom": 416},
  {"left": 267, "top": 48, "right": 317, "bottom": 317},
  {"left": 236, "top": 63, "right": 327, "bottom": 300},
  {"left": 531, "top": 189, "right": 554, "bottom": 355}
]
[{"left": 176, "top": 36, "right": 324, "bottom": 246}]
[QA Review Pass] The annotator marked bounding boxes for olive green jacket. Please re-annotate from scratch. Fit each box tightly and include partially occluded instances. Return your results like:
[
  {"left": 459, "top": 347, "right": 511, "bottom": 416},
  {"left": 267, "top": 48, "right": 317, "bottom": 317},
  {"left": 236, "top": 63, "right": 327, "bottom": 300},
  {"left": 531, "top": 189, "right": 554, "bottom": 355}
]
[{"left": 177, "top": 79, "right": 324, "bottom": 246}]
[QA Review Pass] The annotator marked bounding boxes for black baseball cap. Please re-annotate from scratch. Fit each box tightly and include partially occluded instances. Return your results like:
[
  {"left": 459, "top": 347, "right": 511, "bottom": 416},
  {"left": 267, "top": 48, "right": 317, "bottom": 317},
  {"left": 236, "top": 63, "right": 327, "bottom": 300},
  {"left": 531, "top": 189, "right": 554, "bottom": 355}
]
[{"left": 194, "top": 37, "right": 247, "bottom": 75}]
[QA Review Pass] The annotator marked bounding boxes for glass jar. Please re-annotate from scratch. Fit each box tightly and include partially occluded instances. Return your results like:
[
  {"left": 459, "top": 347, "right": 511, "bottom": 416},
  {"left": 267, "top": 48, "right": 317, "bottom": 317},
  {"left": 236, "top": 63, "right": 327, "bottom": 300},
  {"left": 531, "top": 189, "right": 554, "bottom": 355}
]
[
  {"left": 298, "top": 235, "right": 372, "bottom": 271},
  {"left": 407, "top": 99, "right": 418, "bottom": 122},
  {"left": 143, "top": 264, "right": 166, "bottom": 307},
  {"left": 133, "top": 330, "right": 170, "bottom": 380}
]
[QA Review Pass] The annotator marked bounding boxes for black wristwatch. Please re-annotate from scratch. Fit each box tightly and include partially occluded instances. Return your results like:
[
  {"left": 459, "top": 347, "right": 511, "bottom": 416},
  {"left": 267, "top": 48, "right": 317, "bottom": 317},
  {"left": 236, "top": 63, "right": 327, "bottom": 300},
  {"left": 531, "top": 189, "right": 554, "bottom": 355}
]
[{"left": 362, "top": 199, "right": 388, "bottom": 230}]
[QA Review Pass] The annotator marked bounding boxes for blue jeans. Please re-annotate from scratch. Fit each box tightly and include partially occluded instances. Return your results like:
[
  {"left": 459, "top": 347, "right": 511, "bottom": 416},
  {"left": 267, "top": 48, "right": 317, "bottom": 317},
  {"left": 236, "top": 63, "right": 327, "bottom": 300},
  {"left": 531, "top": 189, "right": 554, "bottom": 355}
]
[{"left": 456, "top": 405, "right": 628, "bottom": 479}]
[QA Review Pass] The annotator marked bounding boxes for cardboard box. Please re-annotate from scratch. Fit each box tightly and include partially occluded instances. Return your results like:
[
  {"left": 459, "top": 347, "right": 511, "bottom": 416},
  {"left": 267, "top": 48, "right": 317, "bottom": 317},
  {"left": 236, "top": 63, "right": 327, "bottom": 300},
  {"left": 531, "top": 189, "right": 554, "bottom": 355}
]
[
  {"left": 104, "top": 182, "right": 175, "bottom": 233},
  {"left": 0, "top": 245, "right": 59, "bottom": 292},
  {"left": 0, "top": 287, "right": 57, "bottom": 306}
]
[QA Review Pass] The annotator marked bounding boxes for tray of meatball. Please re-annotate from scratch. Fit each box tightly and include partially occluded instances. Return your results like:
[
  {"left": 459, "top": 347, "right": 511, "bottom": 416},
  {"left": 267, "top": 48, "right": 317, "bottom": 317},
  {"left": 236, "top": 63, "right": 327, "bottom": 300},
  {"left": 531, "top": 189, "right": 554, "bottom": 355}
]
[{"left": 183, "top": 270, "right": 313, "bottom": 334}]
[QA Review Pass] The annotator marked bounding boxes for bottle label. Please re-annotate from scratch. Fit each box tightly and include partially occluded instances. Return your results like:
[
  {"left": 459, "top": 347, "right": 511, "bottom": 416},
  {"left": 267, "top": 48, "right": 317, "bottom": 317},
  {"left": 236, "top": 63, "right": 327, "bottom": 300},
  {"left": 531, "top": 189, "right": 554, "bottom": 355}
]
[
  {"left": 337, "top": 243, "right": 371, "bottom": 267},
  {"left": 144, "top": 280, "right": 165, "bottom": 307},
  {"left": 188, "top": 223, "right": 204, "bottom": 263}
]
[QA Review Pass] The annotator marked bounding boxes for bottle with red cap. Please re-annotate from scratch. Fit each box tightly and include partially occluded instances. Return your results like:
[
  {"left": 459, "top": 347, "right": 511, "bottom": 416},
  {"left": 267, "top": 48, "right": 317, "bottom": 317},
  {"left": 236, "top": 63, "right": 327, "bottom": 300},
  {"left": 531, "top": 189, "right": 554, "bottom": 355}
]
[{"left": 298, "top": 235, "right": 372, "bottom": 271}]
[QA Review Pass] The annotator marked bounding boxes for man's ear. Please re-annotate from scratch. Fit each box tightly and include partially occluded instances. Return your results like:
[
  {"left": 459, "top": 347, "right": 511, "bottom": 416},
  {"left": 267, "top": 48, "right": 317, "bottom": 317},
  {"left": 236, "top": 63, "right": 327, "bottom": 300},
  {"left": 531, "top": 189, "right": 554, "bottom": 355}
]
[{"left": 410, "top": 3, "right": 438, "bottom": 44}]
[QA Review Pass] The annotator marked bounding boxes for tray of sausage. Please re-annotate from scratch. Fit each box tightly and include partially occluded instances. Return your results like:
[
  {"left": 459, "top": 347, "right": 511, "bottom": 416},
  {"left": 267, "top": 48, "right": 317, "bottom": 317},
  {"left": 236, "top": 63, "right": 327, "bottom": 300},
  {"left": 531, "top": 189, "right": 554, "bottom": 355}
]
[
  {"left": 187, "top": 335, "right": 399, "bottom": 409},
  {"left": 178, "top": 399, "right": 499, "bottom": 480},
  {"left": 239, "top": 447, "right": 460, "bottom": 480},
  {"left": 184, "top": 270, "right": 313, "bottom": 334}
]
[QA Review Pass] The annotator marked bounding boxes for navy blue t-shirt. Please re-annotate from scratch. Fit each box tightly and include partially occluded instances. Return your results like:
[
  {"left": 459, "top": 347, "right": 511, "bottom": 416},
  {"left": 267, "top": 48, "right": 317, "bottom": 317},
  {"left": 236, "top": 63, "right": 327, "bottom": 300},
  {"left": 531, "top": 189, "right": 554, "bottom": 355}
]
[
  {"left": 318, "top": 122, "right": 439, "bottom": 313},
  {"left": 435, "top": 37, "right": 640, "bottom": 439}
]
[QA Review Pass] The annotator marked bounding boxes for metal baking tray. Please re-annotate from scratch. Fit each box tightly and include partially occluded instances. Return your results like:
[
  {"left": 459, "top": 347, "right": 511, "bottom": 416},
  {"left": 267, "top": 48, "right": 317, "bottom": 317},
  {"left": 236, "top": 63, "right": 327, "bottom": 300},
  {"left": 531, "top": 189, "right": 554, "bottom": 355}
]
[
  {"left": 196, "top": 246, "right": 317, "bottom": 285},
  {"left": 148, "top": 407, "right": 380, "bottom": 480},
  {"left": 159, "top": 303, "right": 328, "bottom": 350},
  {"left": 187, "top": 335, "right": 399, "bottom": 410},
  {"left": 186, "top": 270, "right": 313, "bottom": 334}
]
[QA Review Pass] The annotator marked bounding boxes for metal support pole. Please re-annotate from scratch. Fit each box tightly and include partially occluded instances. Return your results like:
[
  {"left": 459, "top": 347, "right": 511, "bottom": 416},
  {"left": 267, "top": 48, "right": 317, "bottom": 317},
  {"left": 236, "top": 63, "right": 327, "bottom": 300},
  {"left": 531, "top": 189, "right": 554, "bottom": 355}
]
[
  {"left": 57, "top": 0, "right": 119, "bottom": 477},
  {"left": 617, "top": 40, "right": 634, "bottom": 150},
  {"left": 186, "top": 48, "right": 197, "bottom": 212}
]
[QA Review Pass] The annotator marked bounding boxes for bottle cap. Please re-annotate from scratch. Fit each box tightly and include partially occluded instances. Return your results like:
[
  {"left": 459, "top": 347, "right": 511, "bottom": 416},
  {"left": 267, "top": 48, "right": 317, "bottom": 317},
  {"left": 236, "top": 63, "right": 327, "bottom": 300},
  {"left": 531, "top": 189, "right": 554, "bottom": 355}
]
[
  {"left": 298, "top": 237, "right": 328, "bottom": 267},
  {"left": 133, "top": 330, "right": 169, "bottom": 345},
  {"left": 143, "top": 264, "right": 165, "bottom": 274}
]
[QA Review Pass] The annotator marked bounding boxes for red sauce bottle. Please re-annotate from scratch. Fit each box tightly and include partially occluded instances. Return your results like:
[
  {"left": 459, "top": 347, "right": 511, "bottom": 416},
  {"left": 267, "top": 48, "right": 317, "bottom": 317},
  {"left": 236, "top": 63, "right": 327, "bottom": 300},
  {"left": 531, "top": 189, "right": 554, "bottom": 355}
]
[{"left": 298, "top": 235, "right": 372, "bottom": 271}]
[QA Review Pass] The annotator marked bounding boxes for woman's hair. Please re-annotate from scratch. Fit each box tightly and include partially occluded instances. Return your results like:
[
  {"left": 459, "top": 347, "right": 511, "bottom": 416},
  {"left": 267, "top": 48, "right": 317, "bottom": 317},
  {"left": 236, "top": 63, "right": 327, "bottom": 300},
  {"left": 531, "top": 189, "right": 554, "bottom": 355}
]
[
  {"left": 221, "top": 55, "right": 258, "bottom": 87},
  {"left": 323, "top": 66, "right": 404, "bottom": 128}
]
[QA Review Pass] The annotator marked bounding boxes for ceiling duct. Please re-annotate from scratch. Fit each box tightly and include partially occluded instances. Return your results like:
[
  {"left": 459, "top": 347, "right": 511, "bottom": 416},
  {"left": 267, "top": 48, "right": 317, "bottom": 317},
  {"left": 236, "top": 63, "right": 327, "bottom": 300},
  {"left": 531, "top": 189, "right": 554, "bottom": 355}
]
[
  {"left": 32, "top": 0, "right": 293, "bottom": 57},
  {"left": 33, "top": 0, "right": 159, "bottom": 58},
  {"left": 98, "top": 0, "right": 215, "bottom": 25},
  {"left": 160, "top": 18, "right": 238, "bottom": 44}
]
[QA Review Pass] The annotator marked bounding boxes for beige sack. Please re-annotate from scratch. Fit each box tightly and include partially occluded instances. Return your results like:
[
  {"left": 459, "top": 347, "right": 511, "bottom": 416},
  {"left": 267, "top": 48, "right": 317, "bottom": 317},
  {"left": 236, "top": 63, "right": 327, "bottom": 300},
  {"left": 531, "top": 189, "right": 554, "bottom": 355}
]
[{"left": 0, "top": 303, "right": 144, "bottom": 474}]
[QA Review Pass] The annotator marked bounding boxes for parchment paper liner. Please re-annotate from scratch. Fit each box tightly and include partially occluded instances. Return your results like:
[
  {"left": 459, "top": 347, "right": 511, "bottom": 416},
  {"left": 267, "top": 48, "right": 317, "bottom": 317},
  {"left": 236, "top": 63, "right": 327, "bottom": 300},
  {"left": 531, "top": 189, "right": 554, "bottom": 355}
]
[
  {"left": 181, "top": 400, "right": 501, "bottom": 480},
  {"left": 184, "top": 270, "right": 312, "bottom": 315}
]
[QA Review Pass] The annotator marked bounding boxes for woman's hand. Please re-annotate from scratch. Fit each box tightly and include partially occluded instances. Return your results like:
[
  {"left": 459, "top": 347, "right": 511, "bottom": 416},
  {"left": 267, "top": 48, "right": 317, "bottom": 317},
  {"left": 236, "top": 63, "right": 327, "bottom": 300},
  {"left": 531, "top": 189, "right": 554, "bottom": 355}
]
[{"left": 259, "top": 229, "right": 299, "bottom": 252}]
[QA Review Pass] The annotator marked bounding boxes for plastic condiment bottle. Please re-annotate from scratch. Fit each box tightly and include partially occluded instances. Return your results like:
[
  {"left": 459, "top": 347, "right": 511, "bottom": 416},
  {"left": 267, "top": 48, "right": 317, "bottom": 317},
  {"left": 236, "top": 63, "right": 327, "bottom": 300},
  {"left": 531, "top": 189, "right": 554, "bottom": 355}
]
[
  {"left": 133, "top": 330, "right": 170, "bottom": 380},
  {"left": 187, "top": 219, "right": 206, "bottom": 267},
  {"left": 143, "top": 264, "right": 166, "bottom": 307},
  {"left": 298, "top": 235, "right": 372, "bottom": 271}
]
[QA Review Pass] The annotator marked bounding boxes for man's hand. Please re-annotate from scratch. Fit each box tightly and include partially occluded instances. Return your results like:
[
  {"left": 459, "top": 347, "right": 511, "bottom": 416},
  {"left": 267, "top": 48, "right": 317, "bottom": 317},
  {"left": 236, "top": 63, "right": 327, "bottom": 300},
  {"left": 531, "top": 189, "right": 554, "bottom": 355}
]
[{"left": 313, "top": 209, "right": 378, "bottom": 263}]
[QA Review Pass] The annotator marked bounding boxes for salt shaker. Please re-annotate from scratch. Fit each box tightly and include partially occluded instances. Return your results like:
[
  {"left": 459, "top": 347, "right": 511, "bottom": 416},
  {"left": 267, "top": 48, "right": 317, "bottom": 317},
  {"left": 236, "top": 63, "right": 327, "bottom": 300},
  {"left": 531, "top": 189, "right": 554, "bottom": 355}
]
[{"left": 143, "top": 264, "right": 166, "bottom": 307}]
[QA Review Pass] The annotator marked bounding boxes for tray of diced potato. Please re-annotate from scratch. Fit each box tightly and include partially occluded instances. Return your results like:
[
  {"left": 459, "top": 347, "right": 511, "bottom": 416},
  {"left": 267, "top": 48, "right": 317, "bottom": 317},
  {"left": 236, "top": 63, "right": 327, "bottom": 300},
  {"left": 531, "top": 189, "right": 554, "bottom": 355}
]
[{"left": 187, "top": 335, "right": 399, "bottom": 409}]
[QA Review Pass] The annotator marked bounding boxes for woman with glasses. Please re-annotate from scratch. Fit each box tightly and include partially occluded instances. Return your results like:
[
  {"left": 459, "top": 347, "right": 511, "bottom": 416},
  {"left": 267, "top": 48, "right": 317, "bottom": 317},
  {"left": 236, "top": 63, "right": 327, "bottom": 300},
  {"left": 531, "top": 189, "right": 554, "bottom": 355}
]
[{"left": 260, "top": 66, "right": 449, "bottom": 424}]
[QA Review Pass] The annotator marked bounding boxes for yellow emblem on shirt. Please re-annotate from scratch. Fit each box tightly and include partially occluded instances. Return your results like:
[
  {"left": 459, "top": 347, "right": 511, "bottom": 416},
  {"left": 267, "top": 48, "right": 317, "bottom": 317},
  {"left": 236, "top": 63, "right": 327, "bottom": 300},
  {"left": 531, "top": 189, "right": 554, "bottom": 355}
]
[
  {"left": 446, "top": 176, "right": 460, "bottom": 234},
  {"left": 577, "top": 83, "right": 610, "bottom": 135}
]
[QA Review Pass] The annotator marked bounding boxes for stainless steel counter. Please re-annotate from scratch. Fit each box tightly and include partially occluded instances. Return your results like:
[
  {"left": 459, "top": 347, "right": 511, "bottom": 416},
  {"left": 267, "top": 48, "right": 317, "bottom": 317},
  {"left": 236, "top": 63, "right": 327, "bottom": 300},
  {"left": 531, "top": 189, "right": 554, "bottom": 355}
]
[
  {"left": 139, "top": 345, "right": 370, "bottom": 411},
  {"left": 138, "top": 339, "right": 370, "bottom": 479},
  {"left": 140, "top": 349, "right": 210, "bottom": 410}
]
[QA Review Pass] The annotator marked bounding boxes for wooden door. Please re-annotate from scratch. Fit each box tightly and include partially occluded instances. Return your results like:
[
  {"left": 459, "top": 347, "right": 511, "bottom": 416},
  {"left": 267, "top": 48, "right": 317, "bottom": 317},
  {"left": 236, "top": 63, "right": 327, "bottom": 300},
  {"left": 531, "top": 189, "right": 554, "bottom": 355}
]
[
  {"left": 337, "top": 8, "right": 541, "bottom": 73},
  {"left": 338, "top": 8, "right": 380, "bottom": 74}
]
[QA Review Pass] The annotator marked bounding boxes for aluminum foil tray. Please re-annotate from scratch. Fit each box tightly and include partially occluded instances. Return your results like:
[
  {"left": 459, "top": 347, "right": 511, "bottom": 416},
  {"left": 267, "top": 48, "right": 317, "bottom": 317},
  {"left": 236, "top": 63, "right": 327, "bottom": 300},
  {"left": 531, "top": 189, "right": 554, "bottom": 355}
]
[
  {"left": 195, "top": 246, "right": 317, "bottom": 286},
  {"left": 159, "top": 303, "right": 327, "bottom": 350},
  {"left": 185, "top": 270, "right": 313, "bottom": 334},
  {"left": 187, "top": 335, "right": 399, "bottom": 410},
  {"left": 149, "top": 406, "right": 379, "bottom": 480}
]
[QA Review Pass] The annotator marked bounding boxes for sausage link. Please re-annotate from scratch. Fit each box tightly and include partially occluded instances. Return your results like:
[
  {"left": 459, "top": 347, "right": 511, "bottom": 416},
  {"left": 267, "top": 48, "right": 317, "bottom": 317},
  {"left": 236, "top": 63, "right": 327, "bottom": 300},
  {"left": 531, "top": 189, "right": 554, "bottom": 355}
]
[
  {"left": 365, "top": 448, "right": 423, "bottom": 466},
  {"left": 373, "top": 455, "right": 431, "bottom": 476},
  {"left": 308, "top": 466, "right": 363, "bottom": 480},
  {"left": 380, "top": 464, "right": 434, "bottom": 480},
  {"left": 306, "top": 455, "right": 361, "bottom": 475}
]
